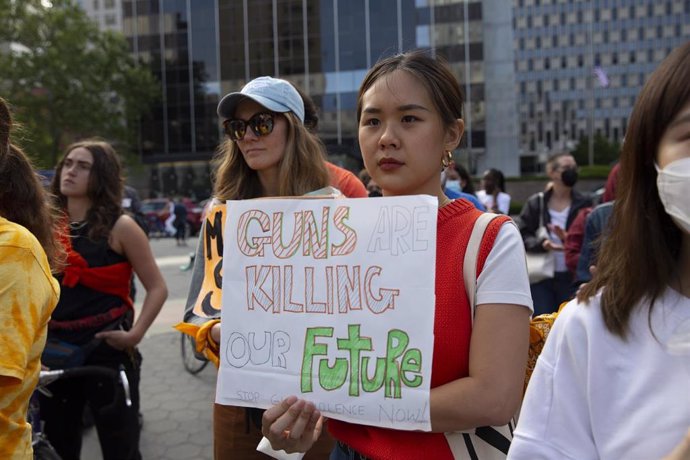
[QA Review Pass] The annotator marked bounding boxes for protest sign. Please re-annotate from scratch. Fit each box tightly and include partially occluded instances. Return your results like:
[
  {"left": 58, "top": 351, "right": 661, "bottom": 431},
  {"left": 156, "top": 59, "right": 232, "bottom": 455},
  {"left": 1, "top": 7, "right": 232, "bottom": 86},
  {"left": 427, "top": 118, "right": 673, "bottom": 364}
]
[{"left": 216, "top": 195, "right": 438, "bottom": 431}]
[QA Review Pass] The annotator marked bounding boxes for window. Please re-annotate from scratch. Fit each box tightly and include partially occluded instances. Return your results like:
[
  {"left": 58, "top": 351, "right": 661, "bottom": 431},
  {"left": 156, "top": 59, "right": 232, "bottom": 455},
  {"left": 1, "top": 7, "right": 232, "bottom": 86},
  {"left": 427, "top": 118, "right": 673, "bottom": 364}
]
[
  {"left": 93, "top": 0, "right": 99, "bottom": 9},
  {"left": 105, "top": 0, "right": 115, "bottom": 7}
]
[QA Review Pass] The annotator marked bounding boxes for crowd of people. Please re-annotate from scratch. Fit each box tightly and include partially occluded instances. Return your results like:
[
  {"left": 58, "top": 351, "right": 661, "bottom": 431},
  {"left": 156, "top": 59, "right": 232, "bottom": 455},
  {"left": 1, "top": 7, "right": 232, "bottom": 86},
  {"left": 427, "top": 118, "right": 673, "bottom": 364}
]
[{"left": 1, "top": 40, "right": 689, "bottom": 460}]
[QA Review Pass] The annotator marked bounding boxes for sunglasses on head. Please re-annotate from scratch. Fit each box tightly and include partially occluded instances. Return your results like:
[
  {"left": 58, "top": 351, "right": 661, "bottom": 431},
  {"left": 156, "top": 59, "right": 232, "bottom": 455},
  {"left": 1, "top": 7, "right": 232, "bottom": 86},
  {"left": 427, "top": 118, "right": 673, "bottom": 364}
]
[{"left": 223, "top": 112, "right": 275, "bottom": 141}]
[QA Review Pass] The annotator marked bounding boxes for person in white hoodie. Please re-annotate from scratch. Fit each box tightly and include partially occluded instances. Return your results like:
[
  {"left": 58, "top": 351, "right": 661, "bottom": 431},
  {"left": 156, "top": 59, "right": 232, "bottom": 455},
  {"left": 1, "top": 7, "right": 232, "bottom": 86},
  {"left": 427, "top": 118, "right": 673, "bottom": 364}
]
[{"left": 509, "top": 41, "right": 690, "bottom": 460}]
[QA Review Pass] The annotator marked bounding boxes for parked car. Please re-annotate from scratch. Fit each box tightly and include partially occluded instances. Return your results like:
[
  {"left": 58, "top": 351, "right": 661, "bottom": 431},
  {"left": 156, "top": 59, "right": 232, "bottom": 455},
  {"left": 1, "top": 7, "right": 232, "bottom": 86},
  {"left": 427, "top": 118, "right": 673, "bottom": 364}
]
[{"left": 141, "top": 198, "right": 203, "bottom": 237}]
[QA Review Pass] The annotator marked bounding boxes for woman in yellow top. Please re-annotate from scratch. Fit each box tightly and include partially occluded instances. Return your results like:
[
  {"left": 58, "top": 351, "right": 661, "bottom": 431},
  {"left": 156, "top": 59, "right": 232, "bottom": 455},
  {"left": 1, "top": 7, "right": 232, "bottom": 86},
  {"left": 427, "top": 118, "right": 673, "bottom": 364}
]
[{"left": 0, "top": 97, "right": 63, "bottom": 459}]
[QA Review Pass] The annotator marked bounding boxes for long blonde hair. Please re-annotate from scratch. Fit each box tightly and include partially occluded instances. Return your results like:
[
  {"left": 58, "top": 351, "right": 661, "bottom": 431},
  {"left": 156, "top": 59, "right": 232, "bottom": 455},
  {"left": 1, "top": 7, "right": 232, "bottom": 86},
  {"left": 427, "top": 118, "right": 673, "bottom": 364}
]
[{"left": 213, "top": 111, "right": 329, "bottom": 200}]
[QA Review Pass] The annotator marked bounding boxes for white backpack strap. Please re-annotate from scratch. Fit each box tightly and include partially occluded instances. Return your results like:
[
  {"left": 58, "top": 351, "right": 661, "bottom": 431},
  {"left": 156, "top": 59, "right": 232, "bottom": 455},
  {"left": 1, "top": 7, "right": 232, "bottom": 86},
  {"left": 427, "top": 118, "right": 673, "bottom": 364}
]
[{"left": 463, "top": 213, "right": 501, "bottom": 324}]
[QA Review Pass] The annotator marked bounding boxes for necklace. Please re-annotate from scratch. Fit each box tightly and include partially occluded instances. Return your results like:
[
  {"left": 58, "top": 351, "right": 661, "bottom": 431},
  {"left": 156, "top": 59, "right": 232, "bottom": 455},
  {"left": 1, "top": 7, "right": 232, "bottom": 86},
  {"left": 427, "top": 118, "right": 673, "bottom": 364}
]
[{"left": 438, "top": 196, "right": 453, "bottom": 208}]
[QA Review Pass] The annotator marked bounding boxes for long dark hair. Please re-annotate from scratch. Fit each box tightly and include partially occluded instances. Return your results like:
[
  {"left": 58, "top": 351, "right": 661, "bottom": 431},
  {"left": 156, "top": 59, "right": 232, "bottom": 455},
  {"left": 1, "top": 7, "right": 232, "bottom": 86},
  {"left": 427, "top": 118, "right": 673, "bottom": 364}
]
[
  {"left": 0, "top": 97, "right": 65, "bottom": 271},
  {"left": 51, "top": 140, "right": 124, "bottom": 240},
  {"left": 578, "top": 41, "right": 690, "bottom": 338},
  {"left": 357, "top": 49, "right": 464, "bottom": 134},
  {"left": 485, "top": 168, "right": 506, "bottom": 193}
]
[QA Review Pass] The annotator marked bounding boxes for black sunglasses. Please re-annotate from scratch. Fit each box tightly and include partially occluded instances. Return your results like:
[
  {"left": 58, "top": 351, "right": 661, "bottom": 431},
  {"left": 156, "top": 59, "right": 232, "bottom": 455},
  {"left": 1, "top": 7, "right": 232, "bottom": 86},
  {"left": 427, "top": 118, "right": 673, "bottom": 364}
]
[{"left": 223, "top": 112, "right": 275, "bottom": 141}]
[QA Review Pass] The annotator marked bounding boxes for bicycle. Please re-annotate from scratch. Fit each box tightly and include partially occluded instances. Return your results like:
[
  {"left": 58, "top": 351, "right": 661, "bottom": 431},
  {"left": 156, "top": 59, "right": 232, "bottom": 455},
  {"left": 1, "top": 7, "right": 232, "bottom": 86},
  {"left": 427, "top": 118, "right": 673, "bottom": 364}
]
[
  {"left": 30, "top": 365, "right": 132, "bottom": 460},
  {"left": 180, "top": 333, "right": 209, "bottom": 375}
]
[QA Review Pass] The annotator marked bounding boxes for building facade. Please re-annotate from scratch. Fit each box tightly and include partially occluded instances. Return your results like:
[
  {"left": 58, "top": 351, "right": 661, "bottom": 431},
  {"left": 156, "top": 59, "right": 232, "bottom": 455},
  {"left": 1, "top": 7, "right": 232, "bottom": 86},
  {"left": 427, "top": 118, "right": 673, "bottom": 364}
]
[
  {"left": 514, "top": 0, "right": 690, "bottom": 170},
  {"left": 76, "top": 0, "right": 124, "bottom": 31},
  {"left": 103, "top": 0, "right": 518, "bottom": 198}
]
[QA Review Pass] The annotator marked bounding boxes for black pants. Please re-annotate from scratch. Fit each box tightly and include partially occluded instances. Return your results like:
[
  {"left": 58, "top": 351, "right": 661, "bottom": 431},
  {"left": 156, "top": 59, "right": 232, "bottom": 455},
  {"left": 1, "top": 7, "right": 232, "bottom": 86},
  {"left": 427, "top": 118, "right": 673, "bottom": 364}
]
[
  {"left": 174, "top": 219, "right": 186, "bottom": 241},
  {"left": 40, "top": 344, "right": 142, "bottom": 460}
]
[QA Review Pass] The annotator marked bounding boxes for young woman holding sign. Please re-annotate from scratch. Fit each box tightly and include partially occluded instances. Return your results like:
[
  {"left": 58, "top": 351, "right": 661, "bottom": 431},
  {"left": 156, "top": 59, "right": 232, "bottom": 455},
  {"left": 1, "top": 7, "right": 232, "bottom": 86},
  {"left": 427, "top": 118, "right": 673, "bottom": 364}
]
[
  {"left": 178, "top": 76, "right": 366, "bottom": 459},
  {"left": 261, "top": 50, "right": 533, "bottom": 459}
]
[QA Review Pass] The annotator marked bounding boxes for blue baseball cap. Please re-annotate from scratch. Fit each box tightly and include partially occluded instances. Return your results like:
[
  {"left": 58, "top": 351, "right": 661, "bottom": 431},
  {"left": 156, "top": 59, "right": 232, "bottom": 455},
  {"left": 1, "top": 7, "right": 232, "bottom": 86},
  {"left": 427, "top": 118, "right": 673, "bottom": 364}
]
[{"left": 217, "top": 76, "right": 305, "bottom": 122}]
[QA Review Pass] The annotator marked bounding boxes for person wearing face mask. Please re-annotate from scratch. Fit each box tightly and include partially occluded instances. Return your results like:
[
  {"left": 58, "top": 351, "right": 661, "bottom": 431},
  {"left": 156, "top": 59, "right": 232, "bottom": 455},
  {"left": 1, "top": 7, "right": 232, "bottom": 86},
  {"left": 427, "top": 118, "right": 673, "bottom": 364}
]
[
  {"left": 477, "top": 168, "right": 511, "bottom": 214},
  {"left": 442, "top": 162, "right": 485, "bottom": 210},
  {"left": 509, "top": 41, "right": 690, "bottom": 460},
  {"left": 517, "top": 153, "right": 592, "bottom": 315}
]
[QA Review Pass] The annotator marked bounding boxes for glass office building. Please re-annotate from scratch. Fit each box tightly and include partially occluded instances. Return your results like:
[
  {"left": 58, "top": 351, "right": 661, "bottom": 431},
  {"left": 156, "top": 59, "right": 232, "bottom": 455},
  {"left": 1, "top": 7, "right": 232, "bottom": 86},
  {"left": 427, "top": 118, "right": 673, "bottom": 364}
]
[
  {"left": 121, "top": 0, "right": 519, "bottom": 197},
  {"left": 514, "top": 0, "right": 690, "bottom": 170}
]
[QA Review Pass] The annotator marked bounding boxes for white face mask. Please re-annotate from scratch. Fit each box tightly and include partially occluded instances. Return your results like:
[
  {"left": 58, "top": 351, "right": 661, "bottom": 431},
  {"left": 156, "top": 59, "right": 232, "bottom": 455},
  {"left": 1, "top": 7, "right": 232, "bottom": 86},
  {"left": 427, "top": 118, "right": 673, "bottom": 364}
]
[
  {"left": 657, "top": 157, "right": 690, "bottom": 234},
  {"left": 445, "top": 179, "right": 462, "bottom": 195}
]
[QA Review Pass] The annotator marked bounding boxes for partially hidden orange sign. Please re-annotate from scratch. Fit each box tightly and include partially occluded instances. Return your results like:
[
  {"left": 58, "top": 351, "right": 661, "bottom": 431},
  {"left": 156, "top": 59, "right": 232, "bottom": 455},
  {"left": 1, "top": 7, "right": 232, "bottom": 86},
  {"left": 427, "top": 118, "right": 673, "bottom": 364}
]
[{"left": 192, "top": 204, "right": 226, "bottom": 318}]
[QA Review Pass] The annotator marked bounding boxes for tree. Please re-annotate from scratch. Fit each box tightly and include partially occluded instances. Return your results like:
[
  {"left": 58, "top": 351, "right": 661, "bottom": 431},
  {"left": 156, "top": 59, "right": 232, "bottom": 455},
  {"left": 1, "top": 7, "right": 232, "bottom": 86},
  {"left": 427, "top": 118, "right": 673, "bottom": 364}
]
[
  {"left": 572, "top": 134, "right": 621, "bottom": 166},
  {"left": 0, "top": 0, "right": 159, "bottom": 167}
]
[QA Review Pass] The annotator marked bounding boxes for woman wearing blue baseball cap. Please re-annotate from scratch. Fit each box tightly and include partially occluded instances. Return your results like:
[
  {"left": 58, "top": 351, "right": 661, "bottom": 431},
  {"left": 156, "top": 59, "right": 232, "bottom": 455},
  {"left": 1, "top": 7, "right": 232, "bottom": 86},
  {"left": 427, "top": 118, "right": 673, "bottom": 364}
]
[{"left": 178, "top": 76, "right": 366, "bottom": 458}]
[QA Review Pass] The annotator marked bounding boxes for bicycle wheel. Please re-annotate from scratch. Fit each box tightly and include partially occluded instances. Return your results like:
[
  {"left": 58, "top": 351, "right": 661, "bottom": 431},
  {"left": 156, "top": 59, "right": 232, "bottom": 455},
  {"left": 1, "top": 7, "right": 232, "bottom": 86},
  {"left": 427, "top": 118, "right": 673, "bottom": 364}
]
[
  {"left": 180, "top": 333, "right": 209, "bottom": 375},
  {"left": 33, "top": 437, "right": 62, "bottom": 460}
]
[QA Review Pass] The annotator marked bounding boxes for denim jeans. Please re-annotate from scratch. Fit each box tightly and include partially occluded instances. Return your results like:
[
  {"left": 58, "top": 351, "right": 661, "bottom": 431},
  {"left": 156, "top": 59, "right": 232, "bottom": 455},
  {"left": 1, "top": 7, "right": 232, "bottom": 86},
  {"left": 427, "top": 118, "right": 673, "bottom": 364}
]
[
  {"left": 530, "top": 270, "right": 576, "bottom": 316},
  {"left": 330, "top": 441, "right": 369, "bottom": 460}
]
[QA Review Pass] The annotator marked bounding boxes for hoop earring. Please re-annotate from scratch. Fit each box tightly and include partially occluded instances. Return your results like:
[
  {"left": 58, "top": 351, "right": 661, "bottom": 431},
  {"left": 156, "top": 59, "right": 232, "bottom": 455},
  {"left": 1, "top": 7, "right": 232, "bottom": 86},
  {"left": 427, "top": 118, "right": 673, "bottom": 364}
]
[{"left": 441, "top": 150, "right": 452, "bottom": 169}]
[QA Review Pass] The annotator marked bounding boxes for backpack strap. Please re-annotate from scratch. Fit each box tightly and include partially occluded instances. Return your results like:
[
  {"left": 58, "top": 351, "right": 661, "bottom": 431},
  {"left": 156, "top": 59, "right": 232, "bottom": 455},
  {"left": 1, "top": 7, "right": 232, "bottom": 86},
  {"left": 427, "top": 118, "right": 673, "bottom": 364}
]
[{"left": 463, "top": 212, "right": 504, "bottom": 325}]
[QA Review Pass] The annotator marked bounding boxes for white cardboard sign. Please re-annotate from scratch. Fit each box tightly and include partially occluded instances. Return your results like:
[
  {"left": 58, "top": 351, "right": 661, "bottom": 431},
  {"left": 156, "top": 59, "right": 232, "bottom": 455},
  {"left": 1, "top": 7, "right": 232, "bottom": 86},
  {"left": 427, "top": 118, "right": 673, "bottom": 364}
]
[{"left": 216, "top": 195, "right": 437, "bottom": 431}]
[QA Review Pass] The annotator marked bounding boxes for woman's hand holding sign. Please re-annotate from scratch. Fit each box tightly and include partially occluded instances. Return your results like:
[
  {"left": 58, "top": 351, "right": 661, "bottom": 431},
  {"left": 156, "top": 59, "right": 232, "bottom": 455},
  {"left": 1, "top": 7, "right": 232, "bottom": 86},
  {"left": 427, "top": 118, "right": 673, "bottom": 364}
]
[{"left": 262, "top": 396, "right": 325, "bottom": 454}]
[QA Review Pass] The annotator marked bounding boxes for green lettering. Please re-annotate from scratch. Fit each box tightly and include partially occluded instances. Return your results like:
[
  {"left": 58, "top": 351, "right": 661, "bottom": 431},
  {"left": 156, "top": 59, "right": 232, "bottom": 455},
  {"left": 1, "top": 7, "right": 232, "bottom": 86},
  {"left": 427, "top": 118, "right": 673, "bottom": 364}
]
[
  {"left": 301, "top": 327, "right": 332, "bottom": 393},
  {"left": 361, "top": 356, "right": 386, "bottom": 392},
  {"left": 400, "top": 349, "right": 423, "bottom": 387},
  {"left": 384, "top": 329, "right": 408, "bottom": 399},
  {"left": 336, "top": 325, "right": 372, "bottom": 396},
  {"left": 318, "top": 357, "right": 348, "bottom": 391}
]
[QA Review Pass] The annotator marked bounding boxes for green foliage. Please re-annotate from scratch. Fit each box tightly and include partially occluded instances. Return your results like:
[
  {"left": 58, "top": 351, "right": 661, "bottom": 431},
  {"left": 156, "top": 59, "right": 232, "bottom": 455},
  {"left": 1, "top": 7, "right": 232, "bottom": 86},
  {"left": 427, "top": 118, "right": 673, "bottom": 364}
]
[
  {"left": 0, "top": 0, "right": 159, "bottom": 168},
  {"left": 571, "top": 134, "right": 621, "bottom": 167},
  {"left": 508, "top": 200, "right": 524, "bottom": 216},
  {"left": 578, "top": 164, "right": 613, "bottom": 179}
]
